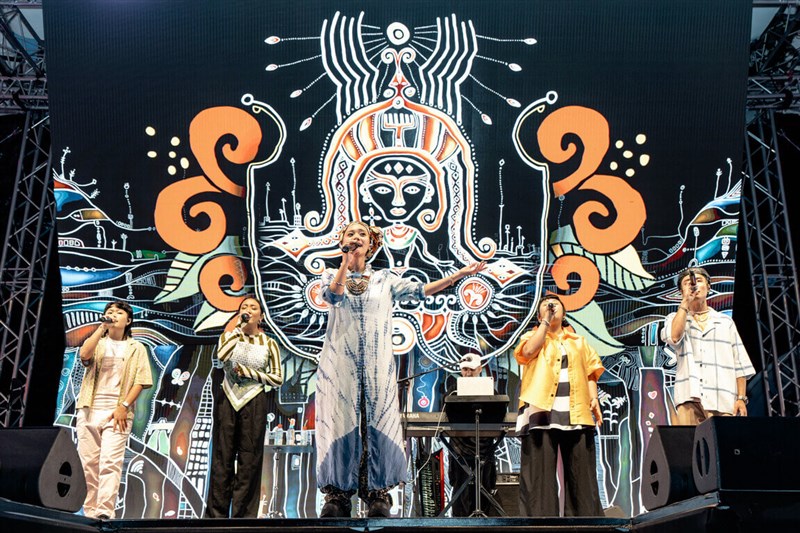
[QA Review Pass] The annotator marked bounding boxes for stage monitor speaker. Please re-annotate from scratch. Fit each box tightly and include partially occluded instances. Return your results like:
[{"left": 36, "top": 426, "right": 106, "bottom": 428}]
[
  {"left": 641, "top": 425, "right": 698, "bottom": 510},
  {"left": 0, "top": 427, "right": 86, "bottom": 512},
  {"left": 494, "top": 472, "right": 519, "bottom": 516},
  {"left": 693, "top": 416, "right": 800, "bottom": 494}
]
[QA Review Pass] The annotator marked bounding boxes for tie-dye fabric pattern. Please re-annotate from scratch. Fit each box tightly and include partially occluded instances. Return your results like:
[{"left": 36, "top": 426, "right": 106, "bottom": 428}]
[{"left": 315, "top": 266, "right": 425, "bottom": 491}]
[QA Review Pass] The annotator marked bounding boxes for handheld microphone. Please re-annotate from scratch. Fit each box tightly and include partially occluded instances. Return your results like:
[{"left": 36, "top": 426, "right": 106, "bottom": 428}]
[
  {"left": 689, "top": 269, "right": 698, "bottom": 290},
  {"left": 341, "top": 243, "right": 360, "bottom": 253},
  {"left": 99, "top": 316, "right": 114, "bottom": 324},
  {"left": 547, "top": 303, "right": 555, "bottom": 311},
  {"left": 240, "top": 313, "right": 251, "bottom": 323}
]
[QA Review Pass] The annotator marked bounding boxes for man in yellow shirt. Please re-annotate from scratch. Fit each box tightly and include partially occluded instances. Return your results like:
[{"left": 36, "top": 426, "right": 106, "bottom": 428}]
[{"left": 514, "top": 295, "right": 604, "bottom": 517}]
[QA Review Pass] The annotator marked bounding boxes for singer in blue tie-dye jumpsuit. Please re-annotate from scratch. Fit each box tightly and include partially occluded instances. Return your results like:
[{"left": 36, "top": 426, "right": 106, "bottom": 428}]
[{"left": 315, "top": 220, "right": 485, "bottom": 518}]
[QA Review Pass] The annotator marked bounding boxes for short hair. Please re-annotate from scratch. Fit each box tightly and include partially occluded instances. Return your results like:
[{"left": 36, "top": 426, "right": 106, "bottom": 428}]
[
  {"left": 536, "top": 293, "right": 564, "bottom": 312},
  {"left": 675, "top": 267, "right": 710, "bottom": 289},
  {"left": 104, "top": 300, "right": 134, "bottom": 339},
  {"left": 534, "top": 293, "right": 570, "bottom": 327}
]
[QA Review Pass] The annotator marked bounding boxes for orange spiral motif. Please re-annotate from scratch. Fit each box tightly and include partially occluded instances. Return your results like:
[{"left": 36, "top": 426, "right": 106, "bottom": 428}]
[
  {"left": 574, "top": 174, "right": 646, "bottom": 255},
  {"left": 154, "top": 175, "right": 227, "bottom": 255},
  {"left": 189, "top": 106, "right": 262, "bottom": 198},
  {"left": 537, "top": 106, "right": 609, "bottom": 197},
  {"left": 155, "top": 105, "right": 264, "bottom": 312},
  {"left": 537, "top": 105, "right": 646, "bottom": 309},
  {"left": 199, "top": 255, "right": 247, "bottom": 313},
  {"left": 550, "top": 255, "right": 600, "bottom": 311}
]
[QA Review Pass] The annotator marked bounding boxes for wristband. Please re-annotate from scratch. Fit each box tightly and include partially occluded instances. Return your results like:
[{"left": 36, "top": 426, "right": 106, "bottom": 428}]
[
  {"left": 541, "top": 320, "right": 550, "bottom": 327},
  {"left": 121, "top": 401, "right": 131, "bottom": 409},
  {"left": 332, "top": 281, "right": 345, "bottom": 287},
  {"left": 679, "top": 306, "right": 689, "bottom": 314}
]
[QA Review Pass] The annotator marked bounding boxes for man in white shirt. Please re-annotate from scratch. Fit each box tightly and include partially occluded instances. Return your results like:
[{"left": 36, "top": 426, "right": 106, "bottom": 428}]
[{"left": 661, "top": 267, "right": 756, "bottom": 425}]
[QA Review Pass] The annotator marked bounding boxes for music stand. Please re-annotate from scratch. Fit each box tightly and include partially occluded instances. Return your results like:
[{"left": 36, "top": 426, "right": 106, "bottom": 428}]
[{"left": 444, "top": 394, "right": 509, "bottom": 517}]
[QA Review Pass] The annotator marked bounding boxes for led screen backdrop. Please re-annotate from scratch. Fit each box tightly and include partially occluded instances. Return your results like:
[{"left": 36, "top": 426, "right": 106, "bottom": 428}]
[{"left": 44, "top": 0, "right": 750, "bottom": 518}]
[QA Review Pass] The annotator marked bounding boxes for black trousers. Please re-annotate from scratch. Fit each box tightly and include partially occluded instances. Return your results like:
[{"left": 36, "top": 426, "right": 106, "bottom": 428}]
[
  {"left": 205, "top": 390, "right": 268, "bottom": 518},
  {"left": 518, "top": 428, "right": 602, "bottom": 517}
]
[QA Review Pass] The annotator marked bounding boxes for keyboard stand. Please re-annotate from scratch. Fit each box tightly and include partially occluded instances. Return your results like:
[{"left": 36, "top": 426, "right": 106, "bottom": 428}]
[{"left": 443, "top": 395, "right": 509, "bottom": 517}]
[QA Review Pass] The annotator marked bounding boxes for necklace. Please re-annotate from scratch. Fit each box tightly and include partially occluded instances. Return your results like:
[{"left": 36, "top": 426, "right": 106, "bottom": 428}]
[{"left": 346, "top": 268, "right": 370, "bottom": 295}]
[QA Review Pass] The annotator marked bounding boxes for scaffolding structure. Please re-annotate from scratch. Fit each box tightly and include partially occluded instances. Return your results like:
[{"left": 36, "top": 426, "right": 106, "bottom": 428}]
[
  {"left": 742, "top": 3, "right": 800, "bottom": 417},
  {"left": 0, "top": 0, "right": 51, "bottom": 427}
]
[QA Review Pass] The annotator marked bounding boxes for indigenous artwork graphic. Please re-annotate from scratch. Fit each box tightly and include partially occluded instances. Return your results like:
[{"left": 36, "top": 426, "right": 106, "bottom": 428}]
[{"left": 44, "top": 0, "right": 750, "bottom": 518}]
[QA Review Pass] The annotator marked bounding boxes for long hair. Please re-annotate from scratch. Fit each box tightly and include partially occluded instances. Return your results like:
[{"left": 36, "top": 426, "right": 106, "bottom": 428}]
[{"left": 103, "top": 300, "right": 134, "bottom": 339}]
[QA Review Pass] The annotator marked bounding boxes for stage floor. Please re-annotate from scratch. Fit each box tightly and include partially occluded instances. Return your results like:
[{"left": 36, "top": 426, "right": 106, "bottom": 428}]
[{"left": 2, "top": 492, "right": 799, "bottom": 533}]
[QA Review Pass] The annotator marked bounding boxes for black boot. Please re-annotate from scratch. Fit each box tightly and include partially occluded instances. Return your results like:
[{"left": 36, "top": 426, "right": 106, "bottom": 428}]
[
  {"left": 320, "top": 489, "right": 353, "bottom": 518},
  {"left": 366, "top": 490, "right": 392, "bottom": 518}
]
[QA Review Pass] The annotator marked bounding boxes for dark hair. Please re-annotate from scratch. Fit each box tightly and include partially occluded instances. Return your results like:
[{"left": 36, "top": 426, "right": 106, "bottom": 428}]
[
  {"left": 675, "top": 267, "right": 710, "bottom": 289},
  {"left": 534, "top": 294, "right": 570, "bottom": 327},
  {"left": 239, "top": 295, "right": 264, "bottom": 314},
  {"left": 103, "top": 300, "right": 134, "bottom": 339},
  {"left": 239, "top": 296, "right": 266, "bottom": 330}
]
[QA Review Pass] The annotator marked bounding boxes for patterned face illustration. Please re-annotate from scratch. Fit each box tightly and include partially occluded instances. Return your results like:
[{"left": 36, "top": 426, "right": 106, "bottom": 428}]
[{"left": 359, "top": 155, "right": 433, "bottom": 224}]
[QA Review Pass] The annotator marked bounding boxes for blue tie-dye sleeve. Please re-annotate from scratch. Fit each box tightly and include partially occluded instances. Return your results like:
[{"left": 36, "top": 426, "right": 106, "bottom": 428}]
[
  {"left": 387, "top": 271, "right": 425, "bottom": 303},
  {"left": 321, "top": 268, "right": 345, "bottom": 307}
]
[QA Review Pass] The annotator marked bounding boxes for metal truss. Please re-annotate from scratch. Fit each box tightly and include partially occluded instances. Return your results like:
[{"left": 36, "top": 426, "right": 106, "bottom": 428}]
[
  {"left": 0, "top": 109, "right": 52, "bottom": 427},
  {"left": 748, "top": 2, "right": 800, "bottom": 112},
  {"left": 742, "top": 3, "right": 800, "bottom": 417},
  {"left": 0, "top": 1, "right": 45, "bottom": 114},
  {"left": 742, "top": 111, "right": 800, "bottom": 417},
  {"left": 0, "top": 0, "right": 49, "bottom": 427}
]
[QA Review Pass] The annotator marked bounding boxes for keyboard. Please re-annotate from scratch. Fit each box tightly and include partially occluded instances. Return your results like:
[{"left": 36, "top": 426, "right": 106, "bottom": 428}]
[{"left": 399, "top": 411, "right": 517, "bottom": 437}]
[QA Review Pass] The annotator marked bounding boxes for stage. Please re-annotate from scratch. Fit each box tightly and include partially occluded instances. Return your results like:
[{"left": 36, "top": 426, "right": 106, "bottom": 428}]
[{"left": 2, "top": 492, "right": 798, "bottom": 533}]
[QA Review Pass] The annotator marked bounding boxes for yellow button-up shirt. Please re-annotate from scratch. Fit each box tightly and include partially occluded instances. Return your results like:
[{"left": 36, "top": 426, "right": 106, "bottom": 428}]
[{"left": 514, "top": 327, "right": 604, "bottom": 427}]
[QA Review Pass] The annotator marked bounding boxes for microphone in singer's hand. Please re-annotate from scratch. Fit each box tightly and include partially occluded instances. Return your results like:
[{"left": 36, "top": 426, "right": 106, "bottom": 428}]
[
  {"left": 240, "top": 313, "right": 251, "bottom": 323},
  {"left": 547, "top": 303, "right": 555, "bottom": 311},
  {"left": 689, "top": 269, "right": 698, "bottom": 291},
  {"left": 99, "top": 316, "right": 114, "bottom": 324},
  {"left": 341, "top": 243, "right": 359, "bottom": 253}
]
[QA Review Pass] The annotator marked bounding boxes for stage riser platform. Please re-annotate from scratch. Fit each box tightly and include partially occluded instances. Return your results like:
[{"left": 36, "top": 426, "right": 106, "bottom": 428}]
[{"left": 2, "top": 493, "right": 799, "bottom": 533}]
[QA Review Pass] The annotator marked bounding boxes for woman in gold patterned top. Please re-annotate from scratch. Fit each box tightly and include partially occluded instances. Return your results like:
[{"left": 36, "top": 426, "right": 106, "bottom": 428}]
[{"left": 206, "top": 296, "right": 283, "bottom": 518}]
